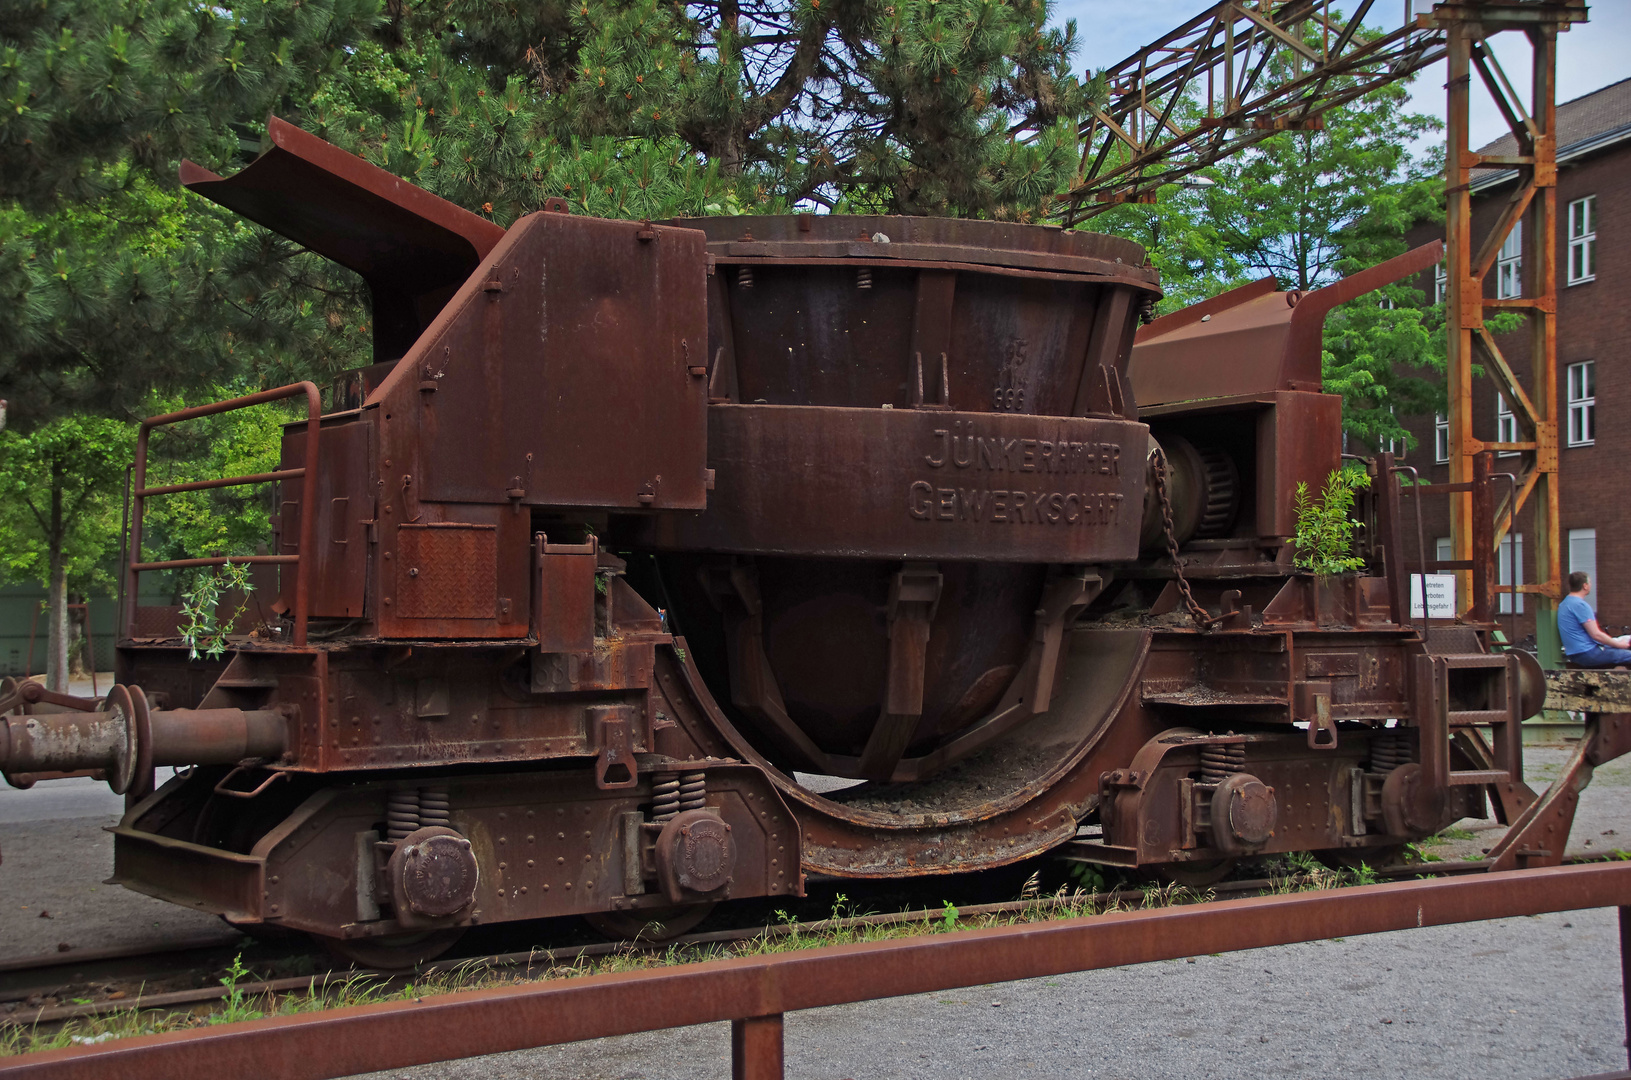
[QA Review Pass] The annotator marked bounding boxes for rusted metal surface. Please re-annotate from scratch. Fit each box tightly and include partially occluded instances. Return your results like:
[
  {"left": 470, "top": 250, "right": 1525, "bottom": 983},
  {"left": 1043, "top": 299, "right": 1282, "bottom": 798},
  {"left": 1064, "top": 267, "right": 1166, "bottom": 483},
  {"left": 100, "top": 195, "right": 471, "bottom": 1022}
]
[
  {"left": 5, "top": 864, "right": 1630, "bottom": 1080},
  {"left": 0, "top": 120, "right": 1583, "bottom": 953},
  {"left": 180, "top": 117, "right": 505, "bottom": 362},
  {"left": 1132, "top": 242, "right": 1443, "bottom": 407}
]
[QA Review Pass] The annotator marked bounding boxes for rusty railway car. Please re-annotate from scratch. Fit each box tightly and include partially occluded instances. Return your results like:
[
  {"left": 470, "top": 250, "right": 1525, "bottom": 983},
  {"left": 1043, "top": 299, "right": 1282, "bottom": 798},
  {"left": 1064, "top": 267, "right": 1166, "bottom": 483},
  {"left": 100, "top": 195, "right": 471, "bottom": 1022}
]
[{"left": 0, "top": 119, "right": 1545, "bottom": 966}]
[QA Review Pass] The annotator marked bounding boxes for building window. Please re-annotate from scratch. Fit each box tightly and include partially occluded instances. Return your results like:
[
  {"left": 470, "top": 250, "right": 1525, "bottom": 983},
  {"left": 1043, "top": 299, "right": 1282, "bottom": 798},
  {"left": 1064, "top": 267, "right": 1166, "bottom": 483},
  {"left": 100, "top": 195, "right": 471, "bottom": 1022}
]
[
  {"left": 1434, "top": 413, "right": 1449, "bottom": 463},
  {"left": 1435, "top": 536, "right": 1453, "bottom": 564},
  {"left": 1497, "top": 228, "right": 1522, "bottom": 299},
  {"left": 1568, "top": 361, "right": 1595, "bottom": 446},
  {"left": 1568, "top": 196, "right": 1596, "bottom": 285},
  {"left": 1495, "top": 396, "right": 1518, "bottom": 456},
  {"left": 1497, "top": 533, "right": 1524, "bottom": 615},
  {"left": 1569, "top": 528, "right": 1598, "bottom": 612},
  {"left": 1380, "top": 407, "right": 1404, "bottom": 457},
  {"left": 1434, "top": 262, "right": 1448, "bottom": 305}
]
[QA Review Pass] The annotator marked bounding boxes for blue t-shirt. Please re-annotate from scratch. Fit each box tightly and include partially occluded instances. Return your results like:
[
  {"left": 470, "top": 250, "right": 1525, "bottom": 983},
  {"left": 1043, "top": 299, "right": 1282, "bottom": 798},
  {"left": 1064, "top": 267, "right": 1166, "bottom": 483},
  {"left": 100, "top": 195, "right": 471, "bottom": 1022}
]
[{"left": 1559, "top": 593, "right": 1599, "bottom": 656}]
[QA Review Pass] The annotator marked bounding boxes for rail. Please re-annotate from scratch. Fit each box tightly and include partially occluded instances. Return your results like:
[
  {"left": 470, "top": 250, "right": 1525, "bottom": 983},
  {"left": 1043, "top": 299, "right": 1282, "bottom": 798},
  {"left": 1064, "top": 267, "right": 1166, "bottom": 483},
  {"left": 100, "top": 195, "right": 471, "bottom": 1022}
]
[
  {"left": 4, "top": 862, "right": 1631, "bottom": 1079},
  {"left": 123, "top": 383, "right": 321, "bottom": 648},
  {"left": 1383, "top": 448, "right": 1500, "bottom": 626}
]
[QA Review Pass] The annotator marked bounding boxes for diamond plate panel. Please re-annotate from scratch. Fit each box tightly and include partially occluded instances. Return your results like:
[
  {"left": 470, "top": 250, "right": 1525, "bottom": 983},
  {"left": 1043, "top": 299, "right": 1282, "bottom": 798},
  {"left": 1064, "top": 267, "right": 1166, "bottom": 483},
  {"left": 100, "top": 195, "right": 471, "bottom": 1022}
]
[{"left": 396, "top": 523, "right": 497, "bottom": 619}]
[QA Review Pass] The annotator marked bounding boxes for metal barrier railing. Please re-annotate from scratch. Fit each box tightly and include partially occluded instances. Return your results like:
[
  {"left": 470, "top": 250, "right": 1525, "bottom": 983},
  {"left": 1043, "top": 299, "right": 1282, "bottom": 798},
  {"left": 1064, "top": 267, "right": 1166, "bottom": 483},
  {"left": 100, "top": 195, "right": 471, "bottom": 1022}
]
[
  {"left": 6, "top": 862, "right": 1631, "bottom": 1079},
  {"left": 123, "top": 383, "right": 321, "bottom": 647},
  {"left": 1383, "top": 448, "right": 1499, "bottom": 628}
]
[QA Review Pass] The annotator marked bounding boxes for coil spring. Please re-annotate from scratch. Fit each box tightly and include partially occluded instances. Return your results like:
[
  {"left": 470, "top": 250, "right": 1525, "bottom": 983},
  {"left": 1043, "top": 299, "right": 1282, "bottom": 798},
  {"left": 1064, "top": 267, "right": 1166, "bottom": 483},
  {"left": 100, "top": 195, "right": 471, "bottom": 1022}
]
[
  {"left": 419, "top": 788, "right": 451, "bottom": 828},
  {"left": 1370, "top": 731, "right": 1412, "bottom": 774},
  {"left": 651, "top": 774, "right": 681, "bottom": 822},
  {"left": 678, "top": 772, "right": 707, "bottom": 813},
  {"left": 737, "top": 265, "right": 754, "bottom": 289},
  {"left": 856, "top": 267, "right": 872, "bottom": 289},
  {"left": 386, "top": 789, "right": 420, "bottom": 841},
  {"left": 1200, "top": 743, "right": 1246, "bottom": 784}
]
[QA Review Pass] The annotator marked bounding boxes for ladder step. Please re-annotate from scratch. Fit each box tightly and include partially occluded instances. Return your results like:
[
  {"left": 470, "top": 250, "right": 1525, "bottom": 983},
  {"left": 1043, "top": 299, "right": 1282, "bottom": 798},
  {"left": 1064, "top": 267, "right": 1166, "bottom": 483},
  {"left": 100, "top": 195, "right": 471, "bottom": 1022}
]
[
  {"left": 1436, "top": 654, "right": 1510, "bottom": 669},
  {"left": 212, "top": 678, "right": 280, "bottom": 689},
  {"left": 1447, "top": 709, "right": 1511, "bottom": 725},
  {"left": 1449, "top": 769, "right": 1510, "bottom": 786}
]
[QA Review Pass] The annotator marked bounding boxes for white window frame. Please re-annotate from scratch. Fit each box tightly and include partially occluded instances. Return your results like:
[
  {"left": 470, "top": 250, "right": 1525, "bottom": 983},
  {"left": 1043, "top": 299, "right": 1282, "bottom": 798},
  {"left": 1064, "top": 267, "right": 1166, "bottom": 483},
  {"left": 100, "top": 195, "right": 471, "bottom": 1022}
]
[
  {"left": 1497, "top": 228, "right": 1522, "bottom": 299},
  {"left": 1495, "top": 395, "right": 1519, "bottom": 456},
  {"left": 1568, "top": 360, "right": 1595, "bottom": 447},
  {"left": 1434, "top": 262, "right": 1448, "bottom": 305},
  {"left": 1568, "top": 195, "right": 1596, "bottom": 285},
  {"left": 1498, "top": 533, "right": 1524, "bottom": 615},
  {"left": 1569, "top": 527, "right": 1598, "bottom": 613},
  {"left": 1380, "top": 406, "right": 1404, "bottom": 457},
  {"left": 1434, "top": 412, "right": 1449, "bottom": 463}
]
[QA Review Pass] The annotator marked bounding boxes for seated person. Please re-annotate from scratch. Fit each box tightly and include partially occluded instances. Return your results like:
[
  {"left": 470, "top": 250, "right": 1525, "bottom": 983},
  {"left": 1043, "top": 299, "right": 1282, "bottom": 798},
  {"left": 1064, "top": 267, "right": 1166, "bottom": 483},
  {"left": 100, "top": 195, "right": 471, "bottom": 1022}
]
[{"left": 1558, "top": 571, "right": 1631, "bottom": 668}]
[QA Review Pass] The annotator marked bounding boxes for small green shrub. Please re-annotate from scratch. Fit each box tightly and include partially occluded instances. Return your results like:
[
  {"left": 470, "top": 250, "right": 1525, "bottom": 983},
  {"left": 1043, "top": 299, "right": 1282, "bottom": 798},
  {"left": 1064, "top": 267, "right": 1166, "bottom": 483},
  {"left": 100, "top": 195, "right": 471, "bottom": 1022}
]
[
  {"left": 1292, "top": 467, "right": 1371, "bottom": 576},
  {"left": 178, "top": 562, "right": 255, "bottom": 660}
]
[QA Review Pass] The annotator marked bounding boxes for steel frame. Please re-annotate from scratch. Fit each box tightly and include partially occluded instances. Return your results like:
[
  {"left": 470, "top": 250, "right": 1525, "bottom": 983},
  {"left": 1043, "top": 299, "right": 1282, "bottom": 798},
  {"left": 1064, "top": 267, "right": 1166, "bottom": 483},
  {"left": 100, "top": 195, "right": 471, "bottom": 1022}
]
[
  {"left": 6, "top": 862, "right": 1631, "bottom": 1079},
  {"left": 1441, "top": 2, "right": 1585, "bottom": 661},
  {"left": 1060, "top": 0, "right": 1448, "bottom": 223}
]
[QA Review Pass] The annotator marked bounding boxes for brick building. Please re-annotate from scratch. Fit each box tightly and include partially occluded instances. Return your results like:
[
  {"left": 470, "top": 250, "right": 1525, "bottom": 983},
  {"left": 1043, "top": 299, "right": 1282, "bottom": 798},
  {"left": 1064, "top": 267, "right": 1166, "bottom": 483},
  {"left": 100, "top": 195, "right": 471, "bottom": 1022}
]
[{"left": 1397, "top": 76, "right": 1631, "bottom": 646}]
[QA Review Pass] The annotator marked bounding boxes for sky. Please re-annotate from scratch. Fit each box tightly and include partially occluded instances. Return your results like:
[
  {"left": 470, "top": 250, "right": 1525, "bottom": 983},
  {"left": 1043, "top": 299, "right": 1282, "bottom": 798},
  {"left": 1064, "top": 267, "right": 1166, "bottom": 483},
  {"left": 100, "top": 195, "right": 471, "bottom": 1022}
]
[{"left": 1048, "top": 1, "right": 1631, "bottom": 159}]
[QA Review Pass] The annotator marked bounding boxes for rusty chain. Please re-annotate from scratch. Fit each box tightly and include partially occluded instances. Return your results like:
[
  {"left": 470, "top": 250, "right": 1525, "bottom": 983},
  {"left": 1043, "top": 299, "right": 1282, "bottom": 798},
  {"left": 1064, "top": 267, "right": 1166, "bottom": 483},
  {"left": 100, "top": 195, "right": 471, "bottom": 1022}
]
[{"left": 1150, "top": 445, "right": 1213, "bottom": 630}]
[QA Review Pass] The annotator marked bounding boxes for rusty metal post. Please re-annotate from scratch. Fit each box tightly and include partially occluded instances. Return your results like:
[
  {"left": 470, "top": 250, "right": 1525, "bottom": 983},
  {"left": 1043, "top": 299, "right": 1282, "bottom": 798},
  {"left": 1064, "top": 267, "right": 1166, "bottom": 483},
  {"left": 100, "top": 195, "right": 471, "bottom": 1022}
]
[
  {"left": 1439, "top": 4, "right": 1579, "bottom": 653},
  {"left": 1444, "top": 15, "right": 1476, "bottom": 620},
  {"left": 731, "top": 1014, "right": 784, "bottom": 1080},
  {"left": 1622, "top": 905, "right": 1631, "bottom": 1067},
  {"left": 1471, "top": 451, "right": 1493, "bottom": 624},
  {"left": 1528, "top": 20, "right": 1563, "bottom": 667}
]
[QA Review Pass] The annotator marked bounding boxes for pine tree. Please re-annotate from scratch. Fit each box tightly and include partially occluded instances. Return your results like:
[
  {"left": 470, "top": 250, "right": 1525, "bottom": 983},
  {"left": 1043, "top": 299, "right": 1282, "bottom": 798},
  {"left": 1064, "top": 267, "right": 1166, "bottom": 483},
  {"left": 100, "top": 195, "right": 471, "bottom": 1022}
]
[
  {"left": 293, "top": 0, "right": 1094, "bottom": 222},
  {"left": 0, "top": 0, "right": 382, "bottom": 688}
]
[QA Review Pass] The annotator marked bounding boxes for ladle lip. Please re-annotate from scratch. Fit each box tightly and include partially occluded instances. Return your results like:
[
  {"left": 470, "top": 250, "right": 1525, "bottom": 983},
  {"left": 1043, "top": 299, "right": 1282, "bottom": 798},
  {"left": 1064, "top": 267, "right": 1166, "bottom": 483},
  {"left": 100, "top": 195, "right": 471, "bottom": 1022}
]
[{"left": 660, "top": 213, "right": 1160, "bottom": 286}]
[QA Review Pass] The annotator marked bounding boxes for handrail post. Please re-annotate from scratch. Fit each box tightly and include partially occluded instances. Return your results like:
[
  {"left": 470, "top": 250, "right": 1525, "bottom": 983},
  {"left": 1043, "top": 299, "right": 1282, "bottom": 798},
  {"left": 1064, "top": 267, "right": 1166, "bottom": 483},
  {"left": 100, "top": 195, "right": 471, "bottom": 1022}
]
[
  {"left": 293, "top": 382, "right": 322, "bottom": 646},
  {"left": 1470, "top": 450, "right": 1493, "bottom": 624},
  {"left": 1621, "top": 905, "right": 1631, "bottom": 1068},
  {"left": 126, "top": 425, "right": 151, "bottom": 640},
  {"left": 731, "top": 1014, "right": 784, "bottom": 1080}
]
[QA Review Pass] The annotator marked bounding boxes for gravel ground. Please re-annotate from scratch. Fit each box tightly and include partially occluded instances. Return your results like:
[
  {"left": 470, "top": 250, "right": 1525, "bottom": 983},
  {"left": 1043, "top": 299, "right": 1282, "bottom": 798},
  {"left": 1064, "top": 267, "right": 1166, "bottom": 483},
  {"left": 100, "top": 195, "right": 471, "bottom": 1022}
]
[
  {"left": 0, "top": 776, "right": 235, "bottom": 962},
  {"left": 350, "top": 908, "right": 1625, "bottom": 1080}
]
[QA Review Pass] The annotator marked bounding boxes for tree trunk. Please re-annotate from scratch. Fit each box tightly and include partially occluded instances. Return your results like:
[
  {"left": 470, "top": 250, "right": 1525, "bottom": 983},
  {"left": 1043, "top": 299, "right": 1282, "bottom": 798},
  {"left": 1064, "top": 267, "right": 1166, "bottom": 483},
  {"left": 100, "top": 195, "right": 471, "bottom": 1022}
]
[
  {"left": 46, "top": 558, "right": 68, "bottom": 692},
  {"left": 45, "top": 466, "right": 68, "bottom": 693}
]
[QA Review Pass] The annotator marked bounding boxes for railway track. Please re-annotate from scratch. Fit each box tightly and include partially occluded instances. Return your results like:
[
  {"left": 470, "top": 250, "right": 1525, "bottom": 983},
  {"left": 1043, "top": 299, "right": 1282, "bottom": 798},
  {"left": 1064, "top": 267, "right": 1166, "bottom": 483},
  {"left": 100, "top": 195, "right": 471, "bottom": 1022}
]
[{"left": 0, "top": 854, "right": 1528, "bottom": 1033}]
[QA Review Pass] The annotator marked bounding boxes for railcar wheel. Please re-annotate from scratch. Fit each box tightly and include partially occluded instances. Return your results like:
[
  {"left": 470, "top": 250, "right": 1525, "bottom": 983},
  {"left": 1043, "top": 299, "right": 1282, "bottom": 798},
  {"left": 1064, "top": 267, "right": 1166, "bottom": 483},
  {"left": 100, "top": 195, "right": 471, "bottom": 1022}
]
[
  {"left": 1146, "top": 859, "right": 1236, "bottom": 888},
  {"left": 583, "top": 903, "right": 716, "bottom": 943},
  {"left": 318, "top": 929, "right": 466, "bottom": 970}
]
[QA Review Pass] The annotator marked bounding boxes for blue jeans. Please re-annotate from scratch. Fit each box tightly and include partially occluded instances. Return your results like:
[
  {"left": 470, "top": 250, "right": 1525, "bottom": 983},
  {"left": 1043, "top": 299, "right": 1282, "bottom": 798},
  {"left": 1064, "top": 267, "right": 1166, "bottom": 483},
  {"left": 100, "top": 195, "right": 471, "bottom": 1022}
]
[{"left": 1566, "top": 644, "right": 1631, "bottom": 668}]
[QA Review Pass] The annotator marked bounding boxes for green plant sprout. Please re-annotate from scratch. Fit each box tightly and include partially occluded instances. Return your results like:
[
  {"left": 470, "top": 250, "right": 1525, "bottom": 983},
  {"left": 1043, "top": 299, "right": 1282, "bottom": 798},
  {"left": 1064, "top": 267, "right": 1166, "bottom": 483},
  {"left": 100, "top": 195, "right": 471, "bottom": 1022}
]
[
  {"left": 1291, "top": 466, "right": 1371, "bottom": 576},
  {"left": 179, "top": 562, "right": 255, "bottom": 660}
]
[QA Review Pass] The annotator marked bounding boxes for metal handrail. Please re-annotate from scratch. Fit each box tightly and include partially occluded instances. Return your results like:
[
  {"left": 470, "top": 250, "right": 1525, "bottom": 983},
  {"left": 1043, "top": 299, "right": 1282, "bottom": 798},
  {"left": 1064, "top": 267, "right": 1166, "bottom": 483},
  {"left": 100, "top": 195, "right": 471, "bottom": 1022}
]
[
  {"left": 125, "top": 382, "right": 322, "bottom": 647},
  {"left": 1390, "top": 463, "right": 1430, "bottom": 628}
]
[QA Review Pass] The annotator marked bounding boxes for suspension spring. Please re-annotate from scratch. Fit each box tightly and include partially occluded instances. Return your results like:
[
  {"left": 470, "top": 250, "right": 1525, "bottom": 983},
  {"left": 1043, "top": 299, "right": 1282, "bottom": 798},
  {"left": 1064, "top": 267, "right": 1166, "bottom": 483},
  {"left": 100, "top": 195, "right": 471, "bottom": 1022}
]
[
  {"left": 856, "top": 266, "right": 872, "bottom": 289},
  {"left": 1200, "top": 743, "right": 1246, "bottom": 784},
  {"left": 737, "top": 265, "right": 754, "bottom": 289},
  {"left": 651, "top": 773, "right": 681, "bottom": 822},
  {"left": 386, "top": 789, "right": 420, "bottom": 842},
  {"left": 419, "top": 787, "right": 451, "bottom": 828},
  {"left": 1370, "top": 731, "right": 1412, "bottom": 774},
  {"left": 678, "top": 772, "right": 707, "bottom": 813}
]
